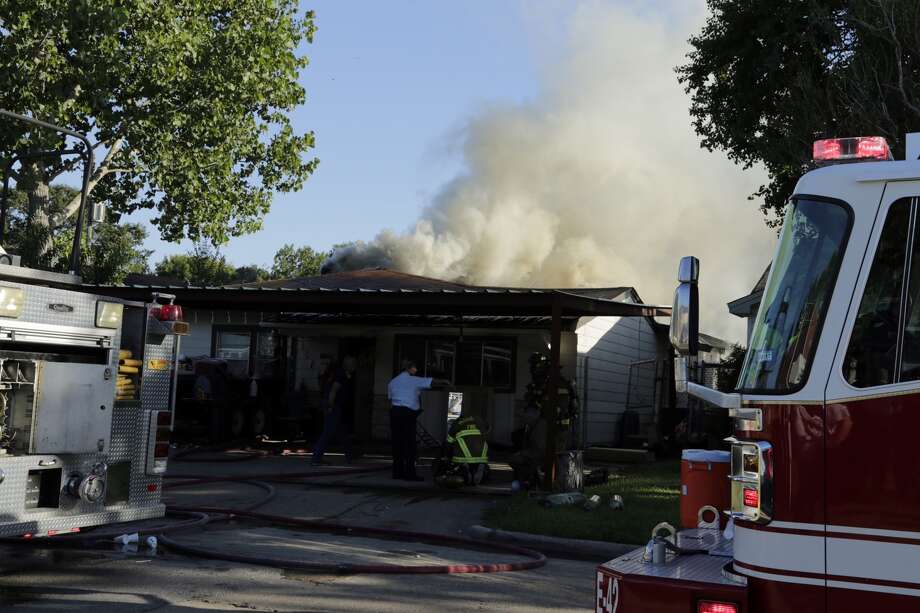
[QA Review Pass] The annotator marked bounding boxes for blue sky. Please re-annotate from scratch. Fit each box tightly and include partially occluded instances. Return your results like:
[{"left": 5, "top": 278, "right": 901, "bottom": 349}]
[{"left": 132, "top": 0, "right": 571, "bottom": 269}]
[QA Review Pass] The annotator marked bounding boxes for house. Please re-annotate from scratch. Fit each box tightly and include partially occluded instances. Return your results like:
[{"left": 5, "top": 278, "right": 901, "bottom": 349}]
[
  {"left": 728, "top": 265, "right": 770, "bottom": 344},
  {"left": 98, "top": 269, "right": 674, "bottom": 448}
]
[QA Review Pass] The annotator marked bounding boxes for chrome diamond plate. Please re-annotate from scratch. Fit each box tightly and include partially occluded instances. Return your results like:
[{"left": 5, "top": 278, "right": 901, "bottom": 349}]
[
  {"left": 2, "top": 282, "right": 123, "bottom": 369},
  {"left": 0, "top": 298, "right": 179, "bottom": 537},
  {"left": 140, "top": 335, "right": 175, "bottom": 410},
  {"left": 600, "top": 529, "right": 738, "bottom": 586}
]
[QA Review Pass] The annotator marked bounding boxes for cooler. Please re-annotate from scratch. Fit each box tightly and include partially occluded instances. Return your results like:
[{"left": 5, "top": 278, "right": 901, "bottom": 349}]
[{"left": 680, "top": 449, "right": 730, "bottom": 529}]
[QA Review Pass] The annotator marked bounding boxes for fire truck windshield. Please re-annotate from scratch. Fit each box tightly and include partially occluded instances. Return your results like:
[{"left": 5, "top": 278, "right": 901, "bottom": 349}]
[{"left": 739, "top": 197, "right": 851, "bottom": 393}]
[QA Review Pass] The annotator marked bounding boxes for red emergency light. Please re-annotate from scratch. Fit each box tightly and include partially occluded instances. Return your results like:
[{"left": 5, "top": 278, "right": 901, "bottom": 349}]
[
  {"left": 698, "top": 602, "right": 738, "bottom": 613},
  {"left": 155, "top": 304, "right": 184, "bottom": 322},
  {"left": 813, "top": 136, "right": 892, "bottom": 162},
  {"left": 743, "top": 487, "right": 759, "bottom": 508}
]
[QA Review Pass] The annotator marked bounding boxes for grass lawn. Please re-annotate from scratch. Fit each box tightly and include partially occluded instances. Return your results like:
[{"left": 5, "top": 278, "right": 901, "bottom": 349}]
[{"left": 483, "top": 461, "right": 680, "bottom": 545}]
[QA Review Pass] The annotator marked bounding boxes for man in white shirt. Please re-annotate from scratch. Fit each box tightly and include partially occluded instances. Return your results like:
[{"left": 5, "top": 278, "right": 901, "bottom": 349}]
[{"left": 387, "top": 359, "right": 436, "bottom": 481}]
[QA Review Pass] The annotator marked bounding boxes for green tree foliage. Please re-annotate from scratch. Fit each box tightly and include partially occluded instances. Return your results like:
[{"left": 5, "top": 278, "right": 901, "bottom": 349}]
[
  {"left": 678, "top": 1, "right": 920, "bottom": 224},
  {"left": 271, "top": 243, "right": 326, "bottom": 279},
  {"left": 3, "top": 185, "right": 150, "bottom": 282},
  {"left": 717, "top": 344, "right": 747, "bottom": 392},
  {"left": 0, "top": 1, "right": 318, "bottom": 258},
  {"left": 155, "top": 243, "right": 238, "bottom": 286},
  {"left": 232, "top": 264, "right": 270, "bottom": 283},
  {"left": 80, "top": 223, "right": 151, "bottom": 285}
]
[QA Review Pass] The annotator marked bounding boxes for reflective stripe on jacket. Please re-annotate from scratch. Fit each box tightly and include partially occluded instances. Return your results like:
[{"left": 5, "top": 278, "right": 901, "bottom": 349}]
[{"left": 446, "top": 420, "right": 488, "bottom": 464}]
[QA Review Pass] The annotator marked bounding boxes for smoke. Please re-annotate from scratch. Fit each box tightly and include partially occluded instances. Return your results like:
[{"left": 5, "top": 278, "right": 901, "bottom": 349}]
[{"left": 323, "top": 1, "right": 774, "bottom": 342}]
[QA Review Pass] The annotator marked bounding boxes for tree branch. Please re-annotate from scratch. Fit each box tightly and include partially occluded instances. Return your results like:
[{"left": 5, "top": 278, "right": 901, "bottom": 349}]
[{"left": 59, "top": 138, "right": 129, "bottom": 221}]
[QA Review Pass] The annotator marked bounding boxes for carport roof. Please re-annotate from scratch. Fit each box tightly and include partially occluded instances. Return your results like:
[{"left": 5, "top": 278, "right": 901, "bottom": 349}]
[{"left": 92, "top": 268, "right": 671, "bottom": 319}]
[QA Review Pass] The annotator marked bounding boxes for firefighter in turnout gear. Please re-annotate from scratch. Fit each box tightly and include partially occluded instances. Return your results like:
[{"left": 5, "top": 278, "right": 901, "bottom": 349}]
[
  {"left": 523, "top": 352, "right": 579, "bottom": 450},
  {"left": 434, "top": 414, "right": 490, "bottom": 487},
  {"left": 509, "top": 352, "right": 580, "bottom": 489}
]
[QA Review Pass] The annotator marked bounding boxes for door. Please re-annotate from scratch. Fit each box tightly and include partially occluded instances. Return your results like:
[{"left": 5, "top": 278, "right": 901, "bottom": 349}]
[
  {"left": 825, "top": 182, "right": 920, "bottom": 611},
  {"left": 341, "top": 338, "right": 376, "bottom": 443}
]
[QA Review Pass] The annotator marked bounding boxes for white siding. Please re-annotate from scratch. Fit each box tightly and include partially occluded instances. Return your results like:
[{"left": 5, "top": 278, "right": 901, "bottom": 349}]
[{"left": 576, "top": 315, "right": 660, "bottom": 445}]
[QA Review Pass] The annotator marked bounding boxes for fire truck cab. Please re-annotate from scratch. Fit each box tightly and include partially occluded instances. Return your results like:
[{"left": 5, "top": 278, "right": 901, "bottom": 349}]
[{"left": 597, "top": 135, "right": 920, "bottom": 612}]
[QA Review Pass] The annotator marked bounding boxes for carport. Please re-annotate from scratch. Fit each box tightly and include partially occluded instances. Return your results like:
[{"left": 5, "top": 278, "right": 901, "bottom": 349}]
[{"left": 95, "top": 270, "right": 670, "bottom": 487}]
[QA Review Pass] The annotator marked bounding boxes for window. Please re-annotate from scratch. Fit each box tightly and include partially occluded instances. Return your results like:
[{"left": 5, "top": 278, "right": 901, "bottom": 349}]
[
  {"left": 845, "top": 197, "right": 920, "bottom": 387},
  {"left": 393, "top": 336, "right": 515, "bottom": 389},
  {"left": 739, "top": 197, "right": 851, "bottom": 392},
  {"left": 426, "top": 341, "right": 455, "bottom": 380},
  {"left": 482, "top": 342, "right": 513, "bottom": 387},
  {"left": 215, "top": 330, "right": 251, "bottom": 378},
  {"left": 213, "top": 326, "right": 283, "bottom": 380},
  {"left": 396, "top": 336, "right": 426, "bottom": 373},
  {"left": 456, "top": 341, "right": 484, "bottom": 385}
]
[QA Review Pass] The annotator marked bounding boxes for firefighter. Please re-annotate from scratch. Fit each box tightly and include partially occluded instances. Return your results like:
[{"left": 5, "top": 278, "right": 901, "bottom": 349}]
[
  {"left": 434, "top": 413, "right": 490, "bottom": 487},
  {"left": 509, "top": 404, "right": 545, "bottom": 490}
]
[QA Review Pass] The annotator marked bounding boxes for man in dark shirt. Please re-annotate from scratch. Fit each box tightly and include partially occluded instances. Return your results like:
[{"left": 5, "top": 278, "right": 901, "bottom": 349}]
[{"left": 311, "top": 356, "right": 357, "bottom": 465}]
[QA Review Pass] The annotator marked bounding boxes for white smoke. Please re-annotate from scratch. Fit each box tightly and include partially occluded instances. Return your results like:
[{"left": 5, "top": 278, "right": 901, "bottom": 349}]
[{"left": 324, "top": 1, "right": 774, "bottom": 342}]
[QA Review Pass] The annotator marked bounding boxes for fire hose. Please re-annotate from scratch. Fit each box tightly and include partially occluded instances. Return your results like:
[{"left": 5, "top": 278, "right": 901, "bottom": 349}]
[{"left": 3, "top": 465, "right": 547, "bottom": 575}]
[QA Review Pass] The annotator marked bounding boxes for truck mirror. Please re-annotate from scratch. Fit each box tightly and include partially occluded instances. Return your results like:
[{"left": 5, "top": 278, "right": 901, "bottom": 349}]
[
  {"left": 677, "top": 255, "right": 699, "bottom": 283},
  {"left": 669, "top": 257, "right": 699, "bottom": 357}
]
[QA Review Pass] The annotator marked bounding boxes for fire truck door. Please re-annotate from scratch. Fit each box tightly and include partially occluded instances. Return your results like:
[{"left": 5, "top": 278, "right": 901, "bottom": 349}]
[{"left": 825, "top": 181, "right": 920, "bottom": 611}]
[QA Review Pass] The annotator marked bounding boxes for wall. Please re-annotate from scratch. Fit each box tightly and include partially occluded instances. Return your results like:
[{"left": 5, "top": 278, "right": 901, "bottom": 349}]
[
  {"left": 182, "top": 309, "right": 269, "bottom": 358},
  {"left": 576, "top": 314, "right": 661, "bottom": 446}
]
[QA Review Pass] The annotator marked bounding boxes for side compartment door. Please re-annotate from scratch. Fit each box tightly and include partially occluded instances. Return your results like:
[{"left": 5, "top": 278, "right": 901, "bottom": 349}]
[{"left": 825, "top": 183, "right": 920, "bottom": 611}]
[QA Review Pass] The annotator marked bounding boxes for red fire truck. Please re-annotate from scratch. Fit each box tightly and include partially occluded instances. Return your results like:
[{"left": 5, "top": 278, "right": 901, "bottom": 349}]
[{"left": 596, "top": 134, "right": 920, "bottom": 612}]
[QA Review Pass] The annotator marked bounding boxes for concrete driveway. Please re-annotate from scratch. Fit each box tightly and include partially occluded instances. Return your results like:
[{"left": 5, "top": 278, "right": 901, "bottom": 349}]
[{"left": 0, "top": 456, "right": 600, "bottom": 612}]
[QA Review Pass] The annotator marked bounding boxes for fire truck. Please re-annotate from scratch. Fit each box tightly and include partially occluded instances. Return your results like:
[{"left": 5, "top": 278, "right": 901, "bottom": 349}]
[
  {"left": 597, "top": 133, "right": 920, "bottom": 612},
  {"left": 0, "top": 110, "right": 186, "bottom": 538}
]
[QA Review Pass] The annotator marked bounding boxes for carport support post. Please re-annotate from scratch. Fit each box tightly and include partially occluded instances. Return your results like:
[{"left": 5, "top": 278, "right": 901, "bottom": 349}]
[{"left": 542, "top": 296, "right": 562, "bottom": 491}]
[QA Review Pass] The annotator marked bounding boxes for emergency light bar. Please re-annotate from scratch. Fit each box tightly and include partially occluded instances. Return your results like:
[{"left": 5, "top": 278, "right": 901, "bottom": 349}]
[{"left": 813, "top": 136, "right": 892, "bottom": 162}]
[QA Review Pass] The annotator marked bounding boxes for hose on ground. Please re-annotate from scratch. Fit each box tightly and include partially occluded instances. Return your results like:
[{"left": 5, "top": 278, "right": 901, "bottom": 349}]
[
  {"left": 157, "top": 505, "right": 546, "bottom": 575},
  {"left": 0, "top": 510, "right": 210, "bottom": 548},
  {"left": 7, "top": 464, "right": 546, "bottom": 575},
  {"left": 162, "top": 464, "right": 391, "bottom": 485},
  {"left": 172, "top": 445, "right": 270, "bottom": 463},
  {"left": 162, "top": 471, "right": 546, "bottom": 574}
]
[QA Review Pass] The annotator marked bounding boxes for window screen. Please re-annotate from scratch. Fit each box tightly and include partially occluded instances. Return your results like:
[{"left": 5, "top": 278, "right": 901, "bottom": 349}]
[
  {"left": 482, "top": 341, "right": 513, "bottom": 387},
  {"left": 216, "top": 330, "right": 251, "bottom": 379},
  {"left": 844, "top": 198, "right": 914, "bottom": 387},
  {"left": 393, "top": 336, "right": 515, "bottom": 389}
]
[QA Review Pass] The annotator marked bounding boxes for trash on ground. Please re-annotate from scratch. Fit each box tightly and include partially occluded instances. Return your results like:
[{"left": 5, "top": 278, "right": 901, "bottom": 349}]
[
  {"left": 583, "top": 494, "right": 601, "bottom": 511},
  {"left": 540, "top": 492, "right": 586, "bottom": 508},
  {"left": 114, "top": 533, "right": 139, "bottom": 546},
  {"left": 608, "top": 494, "right": 625, "bottom": 510}
]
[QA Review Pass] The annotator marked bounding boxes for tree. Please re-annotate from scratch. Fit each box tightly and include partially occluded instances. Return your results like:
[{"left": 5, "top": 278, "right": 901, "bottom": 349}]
[
  {"left": 155, "top": 243, "right": 236, "bottom": 286},
  {"left": 716, "top": 344, "right": 747, "bottom": 393},
  {"left": 80, "top": 223, "right": 152, "bottom": 285},
  {"left": 233, "top": 264, "right": 271, "bottom": 283},
  {"left": 0, "top": 1, "right": 318, "bottom": 259},
  {"left": 271, "top": 243, "right": 326, "bottom": 279},
  {"left": 2, "top": 184, "right": 150, "bottom": 282},
  {"left": 678, "top": 1, "right": 920, "bottom": 224}
]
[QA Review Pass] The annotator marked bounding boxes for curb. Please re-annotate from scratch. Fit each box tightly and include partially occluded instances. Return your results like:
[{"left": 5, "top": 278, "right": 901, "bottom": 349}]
[{"left": 465, "top": 524, "right": 636, "bottom": 561}]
